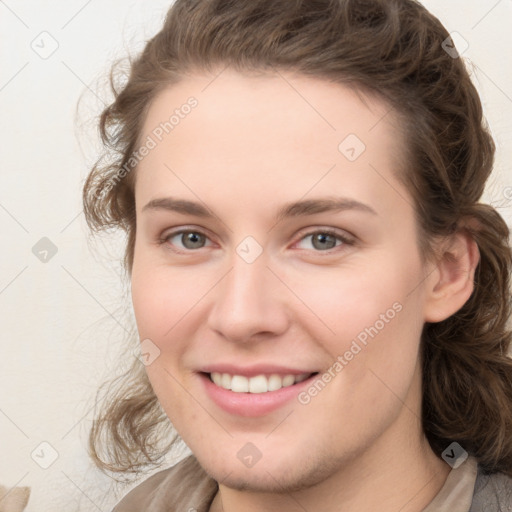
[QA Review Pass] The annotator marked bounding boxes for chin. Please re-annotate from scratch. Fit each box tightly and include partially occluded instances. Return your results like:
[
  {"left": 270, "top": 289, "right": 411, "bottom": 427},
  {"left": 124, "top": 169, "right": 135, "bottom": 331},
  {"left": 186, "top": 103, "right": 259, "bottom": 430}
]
[{"left": 197, "top": 448, "right": 340, "bottom": 494}]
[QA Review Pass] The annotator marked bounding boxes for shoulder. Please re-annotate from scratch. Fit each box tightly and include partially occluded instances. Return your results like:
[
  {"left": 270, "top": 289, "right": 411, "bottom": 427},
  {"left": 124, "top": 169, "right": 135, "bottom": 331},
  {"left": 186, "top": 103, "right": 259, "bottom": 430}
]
[
  {"left": 111, "top": 467, "right": 174, "bottom": 511},
  {"left": 470, "top": 466, "right": 512, "bottom": 511},
  {"left": 112, "top": 455, "right": 218, "bottom": 512}
]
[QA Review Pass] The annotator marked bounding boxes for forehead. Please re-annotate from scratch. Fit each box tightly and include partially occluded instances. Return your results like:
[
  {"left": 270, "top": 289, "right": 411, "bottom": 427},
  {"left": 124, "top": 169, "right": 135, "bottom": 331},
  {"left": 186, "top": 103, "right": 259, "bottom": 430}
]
[
  {"left": 134, "top": 69, "right": 408, "bottom": 218},
  {"left": 140, "top": 68, "right": 400, "bottom": 152}
]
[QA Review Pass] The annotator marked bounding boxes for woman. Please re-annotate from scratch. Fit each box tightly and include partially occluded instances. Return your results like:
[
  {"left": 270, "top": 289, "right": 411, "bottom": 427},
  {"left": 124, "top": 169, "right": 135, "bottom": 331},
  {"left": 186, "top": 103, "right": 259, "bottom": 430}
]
[{"left": 83, "top": 0, "right": 512, "bottom": 510}]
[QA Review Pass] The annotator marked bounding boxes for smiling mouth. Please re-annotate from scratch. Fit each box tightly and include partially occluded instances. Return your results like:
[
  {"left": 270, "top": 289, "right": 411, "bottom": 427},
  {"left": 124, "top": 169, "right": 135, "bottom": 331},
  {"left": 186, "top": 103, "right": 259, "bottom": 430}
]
[{"left": 205, "top": 372, "right": 319, "bottom": 393}]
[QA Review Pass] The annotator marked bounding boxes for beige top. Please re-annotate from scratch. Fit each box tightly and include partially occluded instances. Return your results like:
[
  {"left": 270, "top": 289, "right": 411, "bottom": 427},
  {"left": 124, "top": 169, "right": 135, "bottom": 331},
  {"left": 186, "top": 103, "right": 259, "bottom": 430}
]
[{"left": 112, "top": 454, "right": 511, "bottom": 511}]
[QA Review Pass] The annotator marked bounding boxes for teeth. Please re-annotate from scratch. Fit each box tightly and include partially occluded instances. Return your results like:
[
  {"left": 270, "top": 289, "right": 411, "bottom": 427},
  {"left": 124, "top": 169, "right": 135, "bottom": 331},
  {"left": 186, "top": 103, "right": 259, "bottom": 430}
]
[
  {"left": 249, "top": 375, "right": 267, "bottom": 393},
  {"left": 221, "top": 373, "right": 231, "bottom": 389},
  {"left": 209, "top": 372, "right": 311, "bottom": 393},
  {"left": 268, "top": 374, "right": 282, "bottom": 392},
  {"left": 231, "top": 375, "right": 249, "bottom": 392}
]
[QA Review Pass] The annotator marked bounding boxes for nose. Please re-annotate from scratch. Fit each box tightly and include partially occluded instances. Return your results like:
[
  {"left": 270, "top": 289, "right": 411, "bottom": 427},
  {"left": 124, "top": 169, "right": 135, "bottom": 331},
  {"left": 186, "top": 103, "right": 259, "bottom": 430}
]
[{"left": 206, "top": 253, "right": 289, "bottom": 344}]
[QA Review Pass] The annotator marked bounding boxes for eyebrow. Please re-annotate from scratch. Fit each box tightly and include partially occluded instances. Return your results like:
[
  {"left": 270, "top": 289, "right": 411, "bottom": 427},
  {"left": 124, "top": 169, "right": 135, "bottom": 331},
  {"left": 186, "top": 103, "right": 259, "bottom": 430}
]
[{"left": 142, "top": 196, "right": 377, "bottom": 221}]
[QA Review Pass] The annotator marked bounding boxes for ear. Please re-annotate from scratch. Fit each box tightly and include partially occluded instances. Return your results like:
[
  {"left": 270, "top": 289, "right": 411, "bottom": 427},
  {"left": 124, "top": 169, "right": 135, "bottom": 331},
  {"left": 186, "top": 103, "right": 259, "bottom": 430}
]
[{"left": 423, "top": 229, "right": 480, "bottom": 323}]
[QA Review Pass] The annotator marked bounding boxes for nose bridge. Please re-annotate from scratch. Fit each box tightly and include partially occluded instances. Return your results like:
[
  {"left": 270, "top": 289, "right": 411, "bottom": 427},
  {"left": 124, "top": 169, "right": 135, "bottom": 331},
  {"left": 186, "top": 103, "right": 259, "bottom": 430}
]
[
  {"left": 231, "top": 251, "right": 268, "bottom": 299},
  {"left": 222, "top": 252, "right": 271, "bottom": 317},
  {"left": 207, "top": 249, "right": 287, "bottom": 341}
]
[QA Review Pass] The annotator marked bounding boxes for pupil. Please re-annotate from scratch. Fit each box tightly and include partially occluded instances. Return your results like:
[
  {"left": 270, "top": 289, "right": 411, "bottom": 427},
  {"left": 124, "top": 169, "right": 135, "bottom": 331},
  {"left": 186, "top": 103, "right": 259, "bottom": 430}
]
[
  {"left": 184, "top": 232, "right": 203, "bottom": 249},
  {"left": 314, "top": 233, "right": 336, "bottom": 250}
]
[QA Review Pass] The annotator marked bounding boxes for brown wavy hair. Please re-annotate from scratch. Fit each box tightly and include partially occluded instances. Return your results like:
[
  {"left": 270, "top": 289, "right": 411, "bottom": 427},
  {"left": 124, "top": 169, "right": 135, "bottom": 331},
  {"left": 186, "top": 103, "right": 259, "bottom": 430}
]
[{"left": 83, "top": 0, "right": 512, "bottom": 479}]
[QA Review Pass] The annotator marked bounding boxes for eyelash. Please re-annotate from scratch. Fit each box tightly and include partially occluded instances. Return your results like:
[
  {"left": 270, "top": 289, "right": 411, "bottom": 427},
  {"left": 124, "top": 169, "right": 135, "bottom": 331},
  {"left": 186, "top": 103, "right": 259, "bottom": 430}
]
[{"left": 157, "top": 227, "right": 355, "bottom": 254}]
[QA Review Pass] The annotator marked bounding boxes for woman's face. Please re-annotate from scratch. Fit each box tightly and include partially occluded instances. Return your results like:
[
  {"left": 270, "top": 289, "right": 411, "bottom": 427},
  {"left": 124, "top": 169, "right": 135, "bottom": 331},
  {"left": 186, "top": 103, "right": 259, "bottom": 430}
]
[{"left": 131, "top": 69, "right": 433, "bottom": 491}]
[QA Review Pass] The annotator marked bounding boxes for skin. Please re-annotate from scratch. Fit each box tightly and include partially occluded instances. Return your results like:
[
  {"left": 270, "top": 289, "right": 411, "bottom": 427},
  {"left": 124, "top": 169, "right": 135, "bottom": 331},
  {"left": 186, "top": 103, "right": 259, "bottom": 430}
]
[{"left": 130, "top": 68, "right": 479, "bottom": 512}]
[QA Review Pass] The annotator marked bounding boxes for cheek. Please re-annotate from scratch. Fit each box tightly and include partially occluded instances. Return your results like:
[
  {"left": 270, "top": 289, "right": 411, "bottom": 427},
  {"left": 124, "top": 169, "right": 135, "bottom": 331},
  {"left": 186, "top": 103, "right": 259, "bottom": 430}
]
[
  {"left": 294, "top": 282, "right": 423, "bottom": 449},
  {"left": 130, "top": 268, "right": 164, "bottom": 338},
  {"left": 290, "top": 250, "right": 425, "bottom": 396},
  {"left": 286, "top": 250, "right": 422, "bottom": 343},
  {"left": 130, "top": 259, "right": 198, "bottom": 418},
  {"left": 130, "top": 250, "right": 205, "bottom": 340},
  {"left": 130, "top": 255, "right": 183, "bottom": 349}
]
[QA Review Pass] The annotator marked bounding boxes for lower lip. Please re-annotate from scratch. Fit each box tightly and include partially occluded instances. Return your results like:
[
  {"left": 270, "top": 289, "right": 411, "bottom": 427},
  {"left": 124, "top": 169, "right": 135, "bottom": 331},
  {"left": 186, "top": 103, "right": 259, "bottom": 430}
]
[{"left": 199, "top": 373, "right": 317, "bottom": 417}]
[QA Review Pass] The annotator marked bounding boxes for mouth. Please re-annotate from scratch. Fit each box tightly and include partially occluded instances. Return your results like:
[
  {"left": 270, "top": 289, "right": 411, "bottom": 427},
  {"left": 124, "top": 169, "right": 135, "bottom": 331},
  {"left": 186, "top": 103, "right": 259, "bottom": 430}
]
[
  {"left": 206, "top": 371, "right": 317, "bottom": 393},
  {"left": 199, "top": 370, "right": 320, "bottom": 417}
]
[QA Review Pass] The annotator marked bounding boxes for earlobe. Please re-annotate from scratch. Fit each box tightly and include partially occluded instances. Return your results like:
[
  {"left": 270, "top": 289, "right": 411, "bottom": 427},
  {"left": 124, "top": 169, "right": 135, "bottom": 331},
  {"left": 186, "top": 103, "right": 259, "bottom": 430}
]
[{"left": 423, "top": 230, "right": 480, "bottom": 323}]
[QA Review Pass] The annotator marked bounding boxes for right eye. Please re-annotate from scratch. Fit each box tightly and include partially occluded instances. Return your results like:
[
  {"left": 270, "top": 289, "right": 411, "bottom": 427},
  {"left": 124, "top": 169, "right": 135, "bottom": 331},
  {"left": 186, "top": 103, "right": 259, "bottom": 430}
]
[{"left": 159, "top": 229, "right": 214, "bottom": 252}]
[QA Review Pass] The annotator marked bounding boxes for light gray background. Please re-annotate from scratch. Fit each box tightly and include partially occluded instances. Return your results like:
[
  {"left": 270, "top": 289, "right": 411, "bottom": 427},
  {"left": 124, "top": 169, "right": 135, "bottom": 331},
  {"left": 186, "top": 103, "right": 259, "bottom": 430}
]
[{"left": 1, "top": 1, "right": 511, "bottom": 510}]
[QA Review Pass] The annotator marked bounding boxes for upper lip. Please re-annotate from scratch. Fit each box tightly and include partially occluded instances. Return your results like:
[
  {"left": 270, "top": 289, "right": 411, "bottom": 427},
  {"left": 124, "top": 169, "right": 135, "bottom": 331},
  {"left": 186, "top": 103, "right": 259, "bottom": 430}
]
[{"left": 199, "top": 364, "right": 318, "bottom": 377}]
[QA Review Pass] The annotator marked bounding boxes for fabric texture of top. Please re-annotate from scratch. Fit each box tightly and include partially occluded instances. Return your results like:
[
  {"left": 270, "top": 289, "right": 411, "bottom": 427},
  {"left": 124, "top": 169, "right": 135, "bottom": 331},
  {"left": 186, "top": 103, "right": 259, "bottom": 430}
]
[{"left": 112, "top": 454, "right": 512, "bottom": 511}]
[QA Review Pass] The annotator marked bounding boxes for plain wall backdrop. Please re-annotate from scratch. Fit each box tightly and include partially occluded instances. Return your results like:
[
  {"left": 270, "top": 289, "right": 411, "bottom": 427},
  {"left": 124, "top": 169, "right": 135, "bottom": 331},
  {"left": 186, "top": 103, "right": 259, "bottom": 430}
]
[{"left": 1, "top": 0, "right": 511, "bottom": 510}]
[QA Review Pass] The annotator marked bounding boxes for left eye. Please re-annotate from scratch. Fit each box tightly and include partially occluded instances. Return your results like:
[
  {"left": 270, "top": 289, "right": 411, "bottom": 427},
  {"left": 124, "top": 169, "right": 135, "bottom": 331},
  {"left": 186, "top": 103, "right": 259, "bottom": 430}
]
[{"left": 296, "top": 231, "right": 347, "bottom": 251}]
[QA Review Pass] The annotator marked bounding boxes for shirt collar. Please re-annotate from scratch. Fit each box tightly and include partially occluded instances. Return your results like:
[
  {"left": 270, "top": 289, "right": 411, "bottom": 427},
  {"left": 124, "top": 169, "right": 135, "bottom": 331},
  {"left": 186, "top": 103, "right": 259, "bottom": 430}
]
[{"left": 422, "top": 456, "right": 477, "bottom": 512}]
